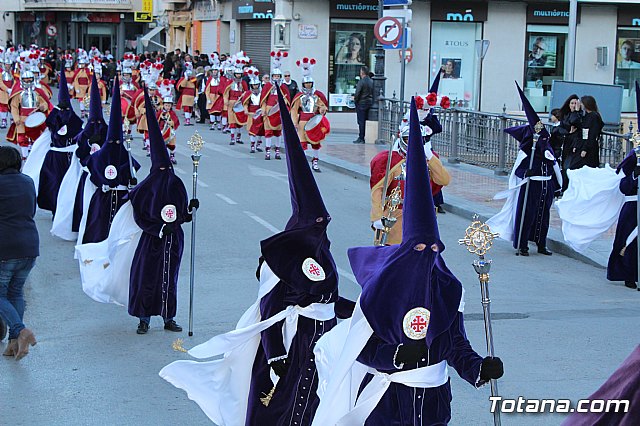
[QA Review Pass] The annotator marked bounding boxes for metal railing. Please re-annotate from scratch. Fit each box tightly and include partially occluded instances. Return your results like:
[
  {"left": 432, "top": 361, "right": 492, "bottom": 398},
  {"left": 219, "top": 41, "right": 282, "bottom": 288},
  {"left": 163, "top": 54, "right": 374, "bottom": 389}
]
[{"left": 377, "top": 93, "right": 633, "bottom": 175}]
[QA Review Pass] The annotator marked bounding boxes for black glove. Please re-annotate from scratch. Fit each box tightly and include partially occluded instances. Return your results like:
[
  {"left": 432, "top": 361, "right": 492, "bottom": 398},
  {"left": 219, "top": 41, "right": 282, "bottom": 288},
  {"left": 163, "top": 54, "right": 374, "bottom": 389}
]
[
  {"left": 128, "top": 178, "right": 137, "bottom": 187},
  {"left": 480, "top": 356, "right": 504, "bottom": 381},
  {"left": 270, "top": 358, "right": 289, "bottom": 378},
  {"left": 395, "top": 342, "right": 428, "bottom": 366},
  {"left": 163, "top": 223, "right": 174, "bottom": 236},
  {"left": 633, "top": 166, "right": 640, "bottom": 180},
  {"left": 524, "top": 169, "right": 536, "bottom": 178},
  {"left": 183, "top": 213, "right": 193, "bottom": 223},
  {"left": 188, "top": 198, "right": 200, "bottom": 211}
]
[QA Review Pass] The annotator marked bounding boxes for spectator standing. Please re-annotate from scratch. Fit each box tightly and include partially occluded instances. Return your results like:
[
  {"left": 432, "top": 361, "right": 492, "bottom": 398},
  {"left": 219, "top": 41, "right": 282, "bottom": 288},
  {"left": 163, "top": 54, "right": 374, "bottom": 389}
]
[
  {"left": 352, "top": 65, "right": 373, "bottom": 144},
  {"left": 282, "top": 71, "right": 298, "bottom": 99},
  {"left": 0, "top": 146, "right": 39, "bottom": 360},
  {"left": 576, "top": 95, "right": 604, "bottom": 169}
]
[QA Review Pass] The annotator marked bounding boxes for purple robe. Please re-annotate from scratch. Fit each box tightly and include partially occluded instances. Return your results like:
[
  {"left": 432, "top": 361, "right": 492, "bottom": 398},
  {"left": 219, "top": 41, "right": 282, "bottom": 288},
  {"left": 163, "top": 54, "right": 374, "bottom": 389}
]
[
  {"left": 607, "top": 174, "right": 638, "bottom": 282},
  {"left": 37, "top": 109, "right": 83, "bottom": 213},
  {"left": 513, "top": 152, "right": 560, "bottom": 249},
  {"left": 127, "top": 170, "right": 188, "bottom": 319}
]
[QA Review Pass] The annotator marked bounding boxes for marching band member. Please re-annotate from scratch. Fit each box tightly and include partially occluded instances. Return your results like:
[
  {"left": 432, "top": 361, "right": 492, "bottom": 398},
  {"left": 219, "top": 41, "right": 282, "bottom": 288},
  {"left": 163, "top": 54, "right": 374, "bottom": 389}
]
[
  {"left": 73, "top": 50, "right": 92, "bottom": 118},
  {"left": 38, "top": 52, "right": 53, "bottom": 85},
  {"left": 63, "top": 54, "right": 75, "bottom": 90},
  {"left": 0, "top": 49, "right": 16, "bottom": 129},
  {"left": 90, "top": 59, "right": 108, "bottom": 104},
  {"left": 6, "top": 69, "right": 52, "bottom": 160},
  {"left": 135, "top": 66, "right": 163, "bottom": 156},
  {"left": 157, "top": 80, "right": 180, "bottom": 165},
  {"left": 260, "top": 51, "right": 290, "bottom": 160},
  {"left": 176, "top": 62, "right": 197, "bottom": 126},
  {"left": 290, "top": 57, "right": 328, "bottom": 172},
  {"left": 241, "top": 67, "right": 265, "bottom": 154},
  {"left": 120, "top": 60, "right": 141, "bottom": 134},
  {"left": 30, "top": 65, "right": 52, "bottom": 100},
  {"left": 205, "top": 59, "right": 224, "bottom": 131},
  {"left": 223, "top": 58, "right": 249, "bottom": 145},
  {"left": 219, "top": 61, "right": 233, "bottom": 133}
]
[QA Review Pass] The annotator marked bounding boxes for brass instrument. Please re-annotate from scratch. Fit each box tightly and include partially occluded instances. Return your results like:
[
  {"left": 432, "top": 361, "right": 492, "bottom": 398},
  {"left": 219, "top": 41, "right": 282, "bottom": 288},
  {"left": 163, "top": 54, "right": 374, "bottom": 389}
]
[{"left": 373, "top": 159, "right": 406, "bottom": 246}]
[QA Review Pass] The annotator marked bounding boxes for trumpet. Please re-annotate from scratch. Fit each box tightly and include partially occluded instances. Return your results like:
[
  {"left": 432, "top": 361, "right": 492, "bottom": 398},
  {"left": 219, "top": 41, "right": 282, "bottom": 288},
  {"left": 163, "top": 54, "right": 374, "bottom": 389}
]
[{"left": 373, "top": 185, "right": 403, "bottom": 246}]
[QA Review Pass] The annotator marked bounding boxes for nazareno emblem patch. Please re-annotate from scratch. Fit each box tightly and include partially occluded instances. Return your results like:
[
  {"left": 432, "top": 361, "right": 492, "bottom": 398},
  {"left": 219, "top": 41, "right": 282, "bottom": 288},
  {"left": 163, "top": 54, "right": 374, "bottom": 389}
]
[
  {"left": 403, "top": 307, "right": 431, "bottom": 340},
  {"left": 161, "top": 204, "right": 177, "bottom": 223},
  {"left": 104, "top": 165, "right": 118, "bottom": 180},
  {"left": 302, "top": 258, "right": 325, "bottom": 282}
]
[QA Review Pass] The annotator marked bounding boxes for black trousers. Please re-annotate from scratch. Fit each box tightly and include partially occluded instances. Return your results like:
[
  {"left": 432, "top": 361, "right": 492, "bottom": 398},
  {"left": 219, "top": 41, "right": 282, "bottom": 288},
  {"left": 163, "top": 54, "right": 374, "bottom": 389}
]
[
  {"left": 356, "top": 102, "right": 372, "bottom": 140},
  {"left": 197, "top": 93, "right": 207, "bottom": 122}
]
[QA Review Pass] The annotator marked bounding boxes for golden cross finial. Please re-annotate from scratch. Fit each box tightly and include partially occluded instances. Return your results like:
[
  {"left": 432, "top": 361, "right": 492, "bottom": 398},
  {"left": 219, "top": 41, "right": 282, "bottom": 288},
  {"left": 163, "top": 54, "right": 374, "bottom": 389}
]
[
  {"left": 188, "top": 131, "right": 205, "bottom": 153},
  {"left": 458, "top": 215, "right": 500, "bottom": 257},
  {"left": 172, "top": 338, "right": 188, "bottom": 353},
  {"left": 534, "top": 121, "right": 544, "bottom": 134}
]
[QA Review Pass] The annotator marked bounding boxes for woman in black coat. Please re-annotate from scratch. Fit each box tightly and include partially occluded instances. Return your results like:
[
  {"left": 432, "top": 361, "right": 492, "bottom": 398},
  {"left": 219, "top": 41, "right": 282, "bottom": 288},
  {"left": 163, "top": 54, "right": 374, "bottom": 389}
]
[
  {"left": 573, "top": 95, "right": 604, "bottom": 169},
  {"left": 558, "top": 94, "right": 582, "bottom": 191}
]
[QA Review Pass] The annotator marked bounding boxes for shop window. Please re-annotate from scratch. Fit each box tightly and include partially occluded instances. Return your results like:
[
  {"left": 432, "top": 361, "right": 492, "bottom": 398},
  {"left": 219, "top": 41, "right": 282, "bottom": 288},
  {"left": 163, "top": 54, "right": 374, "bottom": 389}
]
[
  {"left": 614, "top": 28, "right": 640, "bottom": 113},
  {"left": 328, "top": 19, "right": 376, "bottom": 112},
  {"left": 430, "top": 21, "right": 483, "bottom": 110},
  {"left": 523, "top": 26, "right": 567, "bottom": 112}
]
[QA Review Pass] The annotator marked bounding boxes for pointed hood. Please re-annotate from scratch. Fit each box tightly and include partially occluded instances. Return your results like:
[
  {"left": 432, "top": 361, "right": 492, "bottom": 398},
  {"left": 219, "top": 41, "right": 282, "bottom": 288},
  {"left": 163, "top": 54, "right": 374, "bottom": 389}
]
[
  {"left": 403, "top": 97, "right": 439, "bottom": 244},
  {"left": 73, "top": 73, "right": 108, "bottom": 163},
  {"left": 105, "top": 74, "right": 124, "bottom": 145},
  {"left": 88, "top": 72, "right": 102, "bottom": 121},
  {"left": 86, "top": 77, "right": 139, "bottom": 187},
  {"left": 617, "top": 81, "right": 640, "bottom": 175},
  {"left": 145, "top": 86, "right": 173, "bottom": 172},
  {"left": 508, "top": 82, "right": 553, "bottom": 157},
  {"left": 429, "top": 70, "right": 441, "bottom": 94},
  {"left": 57, "top": 62, "right": 71, "bottom": 109},
  {"left": 259, "top": 85, "right": 337, "bottom": 296},
  {"left": 348, "top": 97, "right": 462, "bottom": 346}
]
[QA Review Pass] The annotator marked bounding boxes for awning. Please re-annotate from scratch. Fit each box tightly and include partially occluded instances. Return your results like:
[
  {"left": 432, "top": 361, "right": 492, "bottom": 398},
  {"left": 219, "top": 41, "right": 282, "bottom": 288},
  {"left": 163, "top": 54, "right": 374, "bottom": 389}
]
[{"left": 140, "top": 25, "right": 166, "bottom": 49}]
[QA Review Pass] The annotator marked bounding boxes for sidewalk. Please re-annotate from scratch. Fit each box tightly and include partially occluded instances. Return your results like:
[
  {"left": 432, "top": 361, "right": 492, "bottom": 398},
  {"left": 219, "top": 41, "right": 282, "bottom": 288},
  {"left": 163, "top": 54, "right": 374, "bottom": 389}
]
[{"left": 317, "top": 131, "right": 614, "bottom": 269}]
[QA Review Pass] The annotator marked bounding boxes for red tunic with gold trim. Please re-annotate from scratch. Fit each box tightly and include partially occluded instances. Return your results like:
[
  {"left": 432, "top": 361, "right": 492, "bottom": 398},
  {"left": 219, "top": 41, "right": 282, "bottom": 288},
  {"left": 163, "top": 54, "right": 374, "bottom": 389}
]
[
  {"left": 205, "top": 75, "right": 225, "bottom": 115},
  {"left": 72, "top": 67, "right": 91, "bottom": 100},
  {"left": 156, "top": 108, "right": 180, "bottom": 148},
  {"left": 223, "top": 79, "right": 248, "bottom": 126},
  {"left": 120, "top": 82, "right": 141, "bottom": 123},
  {"left": 6, "top": 85, "right": 53, "bottom": 145},
  {"left": 290, "top": 90, "right": 329, "bottom": 146},
  {"left": 39, "top": 63, "right": 53, "bottom": 85},
  {"left": 64, "top": 69, "right": 75, "bottom": 90},
  {"left": 0, "top": 69, "right": 15, "bottom": 113},
  {"left": 35, "top": 82, "right": 52, "bottom": 100},
  {"left": 135, "top": 90, "right": 162, "bottom": 134},
  {"left": 176, "top": 77, "right": 198, "bottom": 111},
  {"left": 91, "top": 77, "right": 108, "bottom": 102},
  {"left": 259, "top": 82, "right": 290, "bottom": 133},
  {"left": 241, "top": 90, "right": 265, "bottom": 137},
  {"left": 219, "top": 76, "right": 231, "bottom": 119}
]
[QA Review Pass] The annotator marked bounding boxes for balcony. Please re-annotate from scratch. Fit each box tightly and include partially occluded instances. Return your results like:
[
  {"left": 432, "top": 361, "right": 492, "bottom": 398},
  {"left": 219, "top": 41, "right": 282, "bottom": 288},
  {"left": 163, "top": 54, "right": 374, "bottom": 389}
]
[{"left": 23, "top": 0, "right": 133, "bottom": 11}]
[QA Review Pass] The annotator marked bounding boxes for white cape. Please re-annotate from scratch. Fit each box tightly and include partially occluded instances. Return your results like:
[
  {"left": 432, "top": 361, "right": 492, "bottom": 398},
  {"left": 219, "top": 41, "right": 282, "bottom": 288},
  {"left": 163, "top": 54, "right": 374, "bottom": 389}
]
[
  {"left": 51, "top": 149, "right": 82, "bottom": 241},
  {"left": 75, "top": 174, "right": 97, "bottom": 256},
  {"left": 555, "top": 165, "right": 625, "bottom": 253},
  {"left": 75, "top": 201, "right": 142, "bottom": 306},
  {"left": 21, "top": 128, "right": 52, "bottom": 195},
  {"left": 159, "top": 263, "right": 281, "bottom": 426}
]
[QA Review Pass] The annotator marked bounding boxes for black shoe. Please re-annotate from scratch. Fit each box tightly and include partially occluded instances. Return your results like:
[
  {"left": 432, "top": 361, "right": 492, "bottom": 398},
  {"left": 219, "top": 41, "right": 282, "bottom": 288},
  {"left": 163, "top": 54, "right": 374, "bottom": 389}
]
[
  {"left": 236, "top": 140, "right": 244, "bottom": 144},
  {"left": 624, "top": 281, "right": 637, "bottom": 289},
  {"left": 164, "top": 320, "right": 182, "bottom": 332},
  {"left": 436, "top": 205, "right": 446, "bottom": 214},
  {"left": 517, "top": 248, "right": 529, "bottom": 256},
  {"left": 196, "top": 120, "right": 205, "bottom": 124},
  {"left": 136, "top": 321, "right": 149, "bottom": 334},
  {"left": 352, "top": 138, "right": 365, "bottom": 144},
  {"left": 537, "top": 246, "right": 553, "bottom": 256}
]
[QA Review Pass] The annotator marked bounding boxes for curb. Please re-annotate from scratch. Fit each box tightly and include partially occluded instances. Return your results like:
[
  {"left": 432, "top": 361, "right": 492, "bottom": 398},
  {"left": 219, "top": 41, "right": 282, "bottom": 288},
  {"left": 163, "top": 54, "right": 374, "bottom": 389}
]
[{"left": 310, "top": 153, "right": 608, "bottom": 270}]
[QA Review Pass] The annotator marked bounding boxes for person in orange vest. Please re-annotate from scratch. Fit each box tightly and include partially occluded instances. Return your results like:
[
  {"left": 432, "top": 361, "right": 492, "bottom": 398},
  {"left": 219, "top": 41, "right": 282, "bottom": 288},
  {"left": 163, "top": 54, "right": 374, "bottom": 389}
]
[
  {"left": 290, "top": 57, "right": 328, "bottom": 172},
  {"left": 176, "top": 62, "right": 197, "bottom": 126},
  {"left": 0, "top": 51, "right": 16, "bottom": 129},
  {"left": 241, "top": 67, "right": 265, "bottom": 154}
]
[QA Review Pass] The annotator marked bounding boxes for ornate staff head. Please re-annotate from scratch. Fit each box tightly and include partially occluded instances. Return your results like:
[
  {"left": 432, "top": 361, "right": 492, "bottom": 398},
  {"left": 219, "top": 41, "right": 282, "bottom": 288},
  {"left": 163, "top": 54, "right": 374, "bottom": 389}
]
[{"left": 458, "top": 215, "right": 500, "bottom": 257}]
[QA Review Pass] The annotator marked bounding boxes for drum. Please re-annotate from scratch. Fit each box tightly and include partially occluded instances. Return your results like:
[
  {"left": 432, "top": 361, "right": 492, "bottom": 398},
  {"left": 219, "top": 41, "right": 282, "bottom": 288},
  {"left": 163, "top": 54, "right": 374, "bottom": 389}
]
[
  {"left": 233, "top": 100, "right": 247, "bottom": 125},
  {"left": 304, "top": 114, "right": 331, "bottom": 143},
  {"left": 249, "top": 114, "right": 264, "bottom": 136},
  {"left": 24, "top": 111, "right": 47, "bottom": 141},
  {"left": 267, "top": 103, "right": 281, "bottom": 127}
]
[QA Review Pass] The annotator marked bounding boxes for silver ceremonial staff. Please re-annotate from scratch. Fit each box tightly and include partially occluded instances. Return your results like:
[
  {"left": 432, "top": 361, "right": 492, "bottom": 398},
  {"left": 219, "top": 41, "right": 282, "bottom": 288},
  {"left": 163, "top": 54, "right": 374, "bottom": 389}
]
[
  {"left": 187, "top": 131, "right": 205, "bottom": 336},
  {"left": 515, "top": 121, "right": 544, "bottom": 255},
  {"left": 123, "top": 119, "right": 137, "bottom": 187},
  {"left": 459, "top": 215, "right": 501, "bottom": 426}
]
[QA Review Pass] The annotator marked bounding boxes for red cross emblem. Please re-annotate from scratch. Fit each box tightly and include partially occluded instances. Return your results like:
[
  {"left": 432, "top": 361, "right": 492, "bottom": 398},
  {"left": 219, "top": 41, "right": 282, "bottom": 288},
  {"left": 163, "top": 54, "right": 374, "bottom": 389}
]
[
  {"left": 410, "top": 315, "right": 427, "bottom": 333},
  {"left": 161, "top": 205, "right": 177, "bottom": 223},
  {"left": 302, "top": 258, "right": 325, "bottom": 282},
  {"left": 106, "top": 168, "right": 116, "bottom": 178},
  {"left": 104, "top": 165, "right": 117, "bottom": 180},
  {"left": 308, "top": 264, "right": 321, "bottom": 276}
]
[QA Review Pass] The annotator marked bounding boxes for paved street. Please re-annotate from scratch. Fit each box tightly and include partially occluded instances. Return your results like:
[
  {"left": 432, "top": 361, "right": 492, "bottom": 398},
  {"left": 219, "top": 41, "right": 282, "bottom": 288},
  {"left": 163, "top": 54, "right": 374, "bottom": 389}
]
[{"left": 1, "top": 107, "right": 640, "bottom": 426}]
